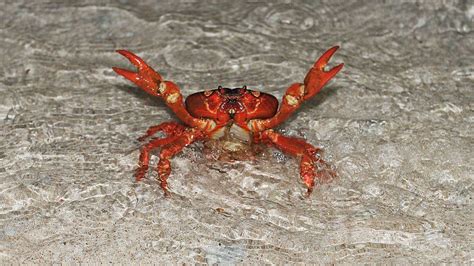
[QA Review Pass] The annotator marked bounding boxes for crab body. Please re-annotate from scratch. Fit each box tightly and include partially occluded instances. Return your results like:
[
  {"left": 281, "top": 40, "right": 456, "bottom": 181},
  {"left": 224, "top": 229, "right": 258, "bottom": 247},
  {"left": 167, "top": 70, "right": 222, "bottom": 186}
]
[
  {"left": 113, "top": 46, "right": 343, "bottom": 196},
  {"left": 186, "top": 86, "right": 277, "bottom": 145}
]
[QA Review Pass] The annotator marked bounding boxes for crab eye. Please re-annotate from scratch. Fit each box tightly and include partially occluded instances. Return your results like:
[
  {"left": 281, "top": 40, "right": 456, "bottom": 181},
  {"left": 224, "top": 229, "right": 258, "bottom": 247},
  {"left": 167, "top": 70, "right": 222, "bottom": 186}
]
[
  {"left": 238, "top": 85, "right": 248, "bottom": 94},
  {"left": 218, "top": 85, "right": 225, "bottom": 94},
  {"left": 250, "top": 90, "right": 261, "bottom": 97}
]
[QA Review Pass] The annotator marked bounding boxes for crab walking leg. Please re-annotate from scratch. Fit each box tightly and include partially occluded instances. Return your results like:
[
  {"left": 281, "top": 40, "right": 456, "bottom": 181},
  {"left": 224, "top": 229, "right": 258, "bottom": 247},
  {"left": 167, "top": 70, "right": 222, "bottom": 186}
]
[
  {"left": 156, "top": 128, "right": 205, "bottom": 196},
  {"left": 113, "top": 50, "right": 215, "bottom": 131},
  {"left": 137, "top": 122, "right": 187, "bottom": 141},
  {"left": 136, "top": 122, "right": 187, "bottom": 180},
  {"left": 256, "top": 129, "right": 332, "bottom": 195},
  {"left": 136, "top": 134, "right": 182, "bottom": 182},
  {"left": 249, "top": 46, "right": 344, "bottom": 132}
]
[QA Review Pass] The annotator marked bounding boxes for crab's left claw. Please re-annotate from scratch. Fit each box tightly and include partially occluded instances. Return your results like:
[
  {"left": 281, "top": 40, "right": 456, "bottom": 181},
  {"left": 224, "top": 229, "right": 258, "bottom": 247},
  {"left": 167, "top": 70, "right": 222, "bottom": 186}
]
[
  {"left": 302, "top": 46, "right": 344, "bottom": 100},
  {"left": 247, "top": 46, "right": 344, "bottom": 132},
  {"left": 113, "top": 50, "right": 163, "bottom": 97}
]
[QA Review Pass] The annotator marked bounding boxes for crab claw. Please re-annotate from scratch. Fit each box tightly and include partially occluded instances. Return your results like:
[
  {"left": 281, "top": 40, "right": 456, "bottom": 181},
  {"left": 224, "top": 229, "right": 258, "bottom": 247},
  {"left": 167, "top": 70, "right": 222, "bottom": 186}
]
[
  {"left": 113, "top": 50, "right": 163, "bottom": 97},
  {"left": 302, "top": 46, "right": 344, "bottom": 100}
]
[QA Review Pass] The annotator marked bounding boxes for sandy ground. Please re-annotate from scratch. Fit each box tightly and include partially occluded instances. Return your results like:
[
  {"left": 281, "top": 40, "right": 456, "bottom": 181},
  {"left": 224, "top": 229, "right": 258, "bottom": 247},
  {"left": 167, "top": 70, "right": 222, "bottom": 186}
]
[{"left": 1, "top": 0, "right": 473, "bottom": 264}]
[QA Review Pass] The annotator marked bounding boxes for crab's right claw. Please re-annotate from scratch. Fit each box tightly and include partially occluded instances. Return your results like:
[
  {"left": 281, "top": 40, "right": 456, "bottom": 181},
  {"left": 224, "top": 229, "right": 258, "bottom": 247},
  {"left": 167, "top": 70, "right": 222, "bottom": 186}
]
[
  {"left": 113, "top": 50, "right": 163, "bottom": 97},
  {"left": 302, "top": 46, "right": 344, "bottom": 100}
]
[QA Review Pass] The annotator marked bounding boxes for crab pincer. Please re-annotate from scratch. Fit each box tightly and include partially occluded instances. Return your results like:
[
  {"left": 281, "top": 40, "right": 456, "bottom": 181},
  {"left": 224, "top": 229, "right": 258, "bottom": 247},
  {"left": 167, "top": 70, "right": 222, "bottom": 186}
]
[
  {"left": 112, "top": 50, "right": 163, "bottom": 97},
  {"left": 303, "top": 46, "right": 344, "bottom": 100}
]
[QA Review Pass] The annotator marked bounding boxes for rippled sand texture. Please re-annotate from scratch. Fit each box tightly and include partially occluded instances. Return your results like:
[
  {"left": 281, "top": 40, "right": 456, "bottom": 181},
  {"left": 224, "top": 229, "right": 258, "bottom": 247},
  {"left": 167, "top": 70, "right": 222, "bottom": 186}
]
[{"left": 1, "top": 0, "right": 473, "bottom": 264}]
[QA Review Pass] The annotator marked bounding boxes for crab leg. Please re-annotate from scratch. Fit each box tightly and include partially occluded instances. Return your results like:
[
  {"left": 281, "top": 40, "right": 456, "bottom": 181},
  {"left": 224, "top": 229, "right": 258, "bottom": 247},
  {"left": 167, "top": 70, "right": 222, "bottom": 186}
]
[
  {"left": 113, "top": 50, "right": 215, "bottom": 132},
  {"left": 136, "top": 134, "right": 182, "bottom": 182},
  {"left": 249, "top": 46, "right": 344, "bottom": 132},
  {"left": 135, "top": 121, "right": 188, "bottom": 181},
  {"left": 255, "top": 129, "right": 335, "bottom": 196},
  {"left": 156, "top": 128, "right": 205, "bottom": 196},
  {"left": 137, "top": 122, "right": 187, "bottom": 141}
]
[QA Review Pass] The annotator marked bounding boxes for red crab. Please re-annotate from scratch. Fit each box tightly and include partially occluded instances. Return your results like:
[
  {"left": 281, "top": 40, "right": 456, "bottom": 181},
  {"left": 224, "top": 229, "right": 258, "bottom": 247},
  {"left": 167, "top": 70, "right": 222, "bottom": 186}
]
[{"left": 113, "top": 46, "right": 343, "bottom": 197}]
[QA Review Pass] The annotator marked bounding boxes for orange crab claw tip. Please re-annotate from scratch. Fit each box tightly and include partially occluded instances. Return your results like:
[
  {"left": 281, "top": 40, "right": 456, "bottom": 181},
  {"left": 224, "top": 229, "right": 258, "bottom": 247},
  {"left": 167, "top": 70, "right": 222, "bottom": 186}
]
[
  {"left": 321, "top": 63, "right": 344, "bottom": 83},
  {"left": 112, "top": 66, "right": 126, "bottom": 74},
  {"left": 115, "top": 49, "right": 130, "bottom": 57},
  {"left": 329, "top": 63, "right": 344, "bottom": 74},
  {"left": 112, "top": 67, "right": 138, "bottom": 81},
  {"left": 116, "top": 49, "right": 131, "bottom": 54},
  {"left": 115, "top": 50, "right": 145, "bottom": 68},
  {"left": 315, "top": 46, "right": 341, "bottom": 69}
]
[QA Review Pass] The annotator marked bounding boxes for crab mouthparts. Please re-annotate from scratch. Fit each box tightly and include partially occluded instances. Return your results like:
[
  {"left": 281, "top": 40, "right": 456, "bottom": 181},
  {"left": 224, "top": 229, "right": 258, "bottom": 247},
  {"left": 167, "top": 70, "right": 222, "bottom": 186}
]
[{"left": 222, "top": 99, "right": 243, "bottom": 118}]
